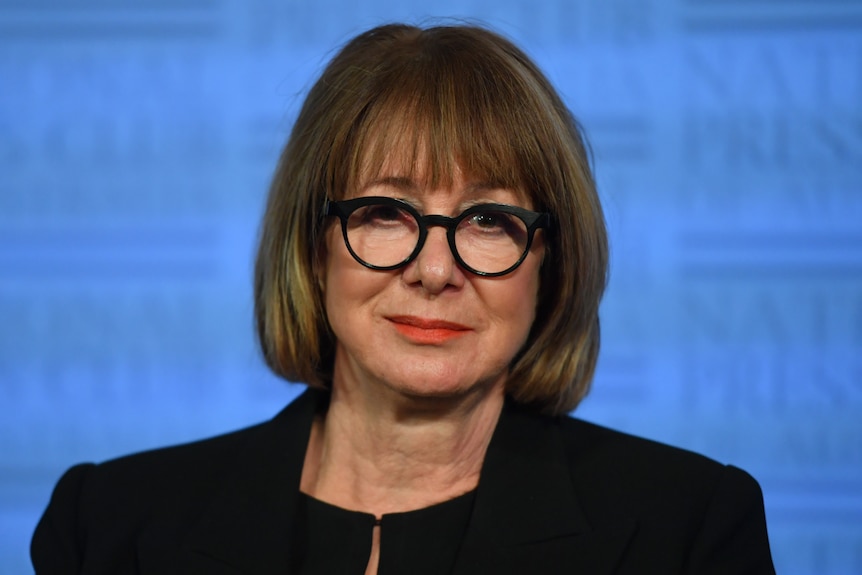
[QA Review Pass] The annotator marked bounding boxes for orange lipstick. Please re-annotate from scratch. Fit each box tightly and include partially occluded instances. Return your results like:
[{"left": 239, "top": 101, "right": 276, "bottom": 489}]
[{"left": 388, "top": 316, "right": 470, "bottom": 344}]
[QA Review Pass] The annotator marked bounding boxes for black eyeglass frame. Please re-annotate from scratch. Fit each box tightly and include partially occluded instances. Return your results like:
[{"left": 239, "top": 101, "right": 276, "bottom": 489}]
[{"left": 324, "top": 196, "right": 550, "bottom": 277}]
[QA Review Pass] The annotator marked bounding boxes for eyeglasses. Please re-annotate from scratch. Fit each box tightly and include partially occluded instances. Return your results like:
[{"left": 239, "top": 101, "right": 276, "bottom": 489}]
[{"left": 325, "top": 196, "right": 550, "bottom": 277}]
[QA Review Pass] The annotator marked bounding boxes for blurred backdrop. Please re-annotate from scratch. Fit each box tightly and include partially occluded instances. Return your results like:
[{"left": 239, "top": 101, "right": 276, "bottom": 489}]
[{"left": 1, "top": 0, "right": 861, "bottom": 573}]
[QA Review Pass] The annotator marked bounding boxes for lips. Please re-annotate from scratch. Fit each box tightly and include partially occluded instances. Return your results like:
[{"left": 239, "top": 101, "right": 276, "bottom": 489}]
[
  {"left": 387, "top": 315, "right": 471, "bottom": 344},
  {"left": 388, "top": 316, "right": 470, "bottom": 330}
]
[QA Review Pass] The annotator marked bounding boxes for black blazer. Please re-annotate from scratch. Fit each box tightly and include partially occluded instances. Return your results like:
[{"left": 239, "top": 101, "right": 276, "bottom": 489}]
[{"left": 32, "top": 389, "right": 776, "bottom": 574}]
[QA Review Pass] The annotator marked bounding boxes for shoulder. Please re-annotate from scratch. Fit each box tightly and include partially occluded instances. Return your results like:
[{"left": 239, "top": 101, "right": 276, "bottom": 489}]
[
  {"left": 553, "top": 416, "right": 774, "bottom": 573},
  {"left": 31, "top": 389, "right": 320, "bottom": 572},
  {"left": 32, "top": 420, "right": 271, "bottom": 560},
  {"left": 62, "top": 388, "right": 320, "bottom": 508},
  {"left": 30, "top": 423, "right": 262, "bottom": 573},
  {"left": 555, "top": 415, "right": 762, "bottom": 515},
  {"left": 557, "top": 415, "right": 732, "bottom": 482},
  {"left": 79, "top": 419, "right": 269, "bottom": 510},
  {"left": 49, "top": 389, "right": 317, "bottom": 514}
]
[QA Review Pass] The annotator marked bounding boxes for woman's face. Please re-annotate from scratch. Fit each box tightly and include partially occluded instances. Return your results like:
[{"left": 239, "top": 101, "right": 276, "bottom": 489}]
[{"left": 323, "top": 163, "right": 545, "bottom": 401}]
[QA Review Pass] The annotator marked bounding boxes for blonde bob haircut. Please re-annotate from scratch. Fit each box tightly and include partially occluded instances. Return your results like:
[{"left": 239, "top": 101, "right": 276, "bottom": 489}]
[{"left": 255, "top": 23, "right": 608, "bottom": 415}]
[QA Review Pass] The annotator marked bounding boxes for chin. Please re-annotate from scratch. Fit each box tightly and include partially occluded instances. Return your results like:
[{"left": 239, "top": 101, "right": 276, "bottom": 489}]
[{"left": 383, "top": 368, "right": 504, "bottom": 404}]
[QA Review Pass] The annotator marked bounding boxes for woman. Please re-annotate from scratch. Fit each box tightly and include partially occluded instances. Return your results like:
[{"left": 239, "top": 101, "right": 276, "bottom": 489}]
[{"left": 32, "top": 23, "right": 776, "bottom": 574}]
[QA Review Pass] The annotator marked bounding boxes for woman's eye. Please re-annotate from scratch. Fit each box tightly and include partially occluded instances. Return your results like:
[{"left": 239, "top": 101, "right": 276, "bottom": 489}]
[
  {"left": 364, "top": 205, "right": 406, "bottom": 222},
  {"left": 470, "top": 212, "right": 507, "bottom": 230},
  {"left": 354, "top": 205, "right": 417, "bottom": 231},
  {"left": 462, "top": 210, "right": 528, "bottom": 244}
]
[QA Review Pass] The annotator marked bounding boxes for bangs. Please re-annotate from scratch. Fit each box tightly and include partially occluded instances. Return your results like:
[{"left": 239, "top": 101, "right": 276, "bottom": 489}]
[{"left": 331, "top": 34, "right": 554, "bottom": 204}]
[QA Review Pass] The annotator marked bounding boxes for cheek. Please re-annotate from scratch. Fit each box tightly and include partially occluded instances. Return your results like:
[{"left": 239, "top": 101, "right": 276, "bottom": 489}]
[
  {"left": 486, "top": 262, "right": 542, "bottom": 340},
  {"left": 322, "top": 229, "right": 350, "bottom": 329},
  {"left": 322, "top": 224, "right": 354, "bottom": 297},
  {"left": 323, "top": 229, "right": 392, "bottom": 334},
  {"left": 511, "top": 259, "right": 543, "bottom": 334},
  {"left": 323, "top": 233, "right": 351, "bottom": 313}
]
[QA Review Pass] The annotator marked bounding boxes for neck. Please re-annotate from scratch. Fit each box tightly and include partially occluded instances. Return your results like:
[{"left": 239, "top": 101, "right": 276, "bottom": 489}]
[{"left": 300, "top": 377, "right": 504, "bottom": 517}]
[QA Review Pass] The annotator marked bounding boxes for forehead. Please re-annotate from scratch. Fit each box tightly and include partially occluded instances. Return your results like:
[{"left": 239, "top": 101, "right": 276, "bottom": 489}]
[
  {"left": 345, "top": 122, "right": 532, "bottom": 205},
  {"left": 354, "top": 156, "right": 532, "bottom": 210}
]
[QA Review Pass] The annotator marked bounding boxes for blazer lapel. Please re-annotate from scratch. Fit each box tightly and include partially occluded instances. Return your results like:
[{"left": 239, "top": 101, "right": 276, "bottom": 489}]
[
  {"left": 452, "top": 403, "right": 637, "bottom": 575},
  {"left": 138, "top": 389, "right": 321, "bottom": 575}
]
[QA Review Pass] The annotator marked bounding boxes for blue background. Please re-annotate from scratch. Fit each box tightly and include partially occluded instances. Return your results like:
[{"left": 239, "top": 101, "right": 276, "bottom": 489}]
[{"left": 2, "top": 1, "right": 861, "bottom": 573}]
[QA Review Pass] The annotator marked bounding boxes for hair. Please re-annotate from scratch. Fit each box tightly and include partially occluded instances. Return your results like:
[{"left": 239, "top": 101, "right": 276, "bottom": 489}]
[{"left": 255, "top": 22, "right": 608, "bottom": 415}]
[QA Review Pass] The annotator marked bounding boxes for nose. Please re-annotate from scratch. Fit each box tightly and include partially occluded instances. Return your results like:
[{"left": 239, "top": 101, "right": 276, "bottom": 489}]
[{"left": 402, "top": 227, "right": 465, "bottom": 293}]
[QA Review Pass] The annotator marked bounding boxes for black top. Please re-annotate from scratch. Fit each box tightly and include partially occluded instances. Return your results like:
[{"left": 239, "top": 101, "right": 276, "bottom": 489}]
[{"left": 293, "top": 490, "right": 476, "bottom": 575}]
